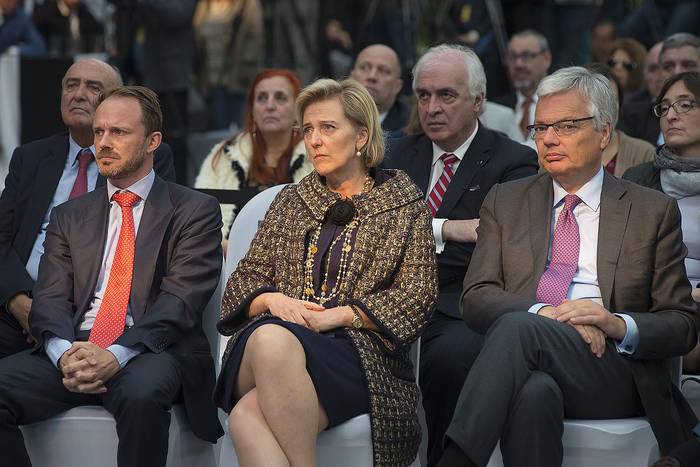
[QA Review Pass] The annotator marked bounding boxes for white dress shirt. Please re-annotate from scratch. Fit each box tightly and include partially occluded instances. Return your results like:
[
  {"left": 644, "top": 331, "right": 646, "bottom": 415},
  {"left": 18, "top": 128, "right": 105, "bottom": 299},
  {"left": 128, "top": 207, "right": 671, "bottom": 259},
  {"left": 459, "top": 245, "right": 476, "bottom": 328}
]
[
  {"left": 528, "top": 168, "right": 640, "bottom": 354},
  {"left": 45, "top": 170, "right": 156, "bottom": 368},
  {"left": 429, "top": 121, "right": 479, "bottom": 254}
]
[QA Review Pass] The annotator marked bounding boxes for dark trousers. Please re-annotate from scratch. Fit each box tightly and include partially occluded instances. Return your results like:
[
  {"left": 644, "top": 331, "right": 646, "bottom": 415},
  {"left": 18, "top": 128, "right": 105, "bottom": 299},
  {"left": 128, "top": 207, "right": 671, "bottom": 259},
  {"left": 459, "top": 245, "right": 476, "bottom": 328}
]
[
  {"left": 0, "top": 310, "right": 33, "bottom": 358},
  {"left": 445, "top": 312, "right": 644, "bottom": 467},
  {"left": 419, "top": 312, "right": 484, "bottom": 467},
  {"left": 0, "top": 348, "right": 182, "bottom": 467}
]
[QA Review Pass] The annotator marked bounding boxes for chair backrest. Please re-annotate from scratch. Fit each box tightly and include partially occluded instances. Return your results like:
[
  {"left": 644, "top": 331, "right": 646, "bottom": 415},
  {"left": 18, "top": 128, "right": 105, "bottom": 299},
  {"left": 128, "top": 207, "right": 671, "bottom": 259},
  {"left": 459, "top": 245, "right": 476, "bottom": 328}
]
[
  {"left": 225, "top": 184, "right": 288, "bottom": 279},
  {"left": 201, "top": 265, "right": 227, "bottom": 373}
]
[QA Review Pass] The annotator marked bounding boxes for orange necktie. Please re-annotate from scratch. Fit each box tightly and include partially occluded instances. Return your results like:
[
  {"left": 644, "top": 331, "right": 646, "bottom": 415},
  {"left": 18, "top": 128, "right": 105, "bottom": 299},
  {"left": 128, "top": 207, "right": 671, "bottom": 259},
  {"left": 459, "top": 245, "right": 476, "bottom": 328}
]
[{"left": 89, "top": 191, "right": 140, "bottom": 348}]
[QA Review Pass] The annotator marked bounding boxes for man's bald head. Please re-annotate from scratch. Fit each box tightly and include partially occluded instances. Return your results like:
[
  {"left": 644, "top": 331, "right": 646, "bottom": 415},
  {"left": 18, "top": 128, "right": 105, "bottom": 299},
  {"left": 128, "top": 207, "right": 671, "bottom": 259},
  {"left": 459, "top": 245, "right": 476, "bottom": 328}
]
[
  {"left": 60, "top": 59, "right": 124, "bottom": 145},
  {"left": 351, "top": 44, "right": 403, "bottom": 113}
]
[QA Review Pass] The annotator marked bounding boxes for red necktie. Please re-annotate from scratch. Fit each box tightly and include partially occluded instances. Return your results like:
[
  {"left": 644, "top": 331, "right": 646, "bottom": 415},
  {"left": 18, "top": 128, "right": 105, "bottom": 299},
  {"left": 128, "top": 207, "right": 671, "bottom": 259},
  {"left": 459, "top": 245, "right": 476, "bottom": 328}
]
[
  {"left": 427, "top": 153, "right": 458, "bottom": 217},
  {"left": 519, "top": 97, "right": 533, "bottom": 139},
  {"left": 68, "top": 148, "right": 94, "bottom": 200},
  {"left": 535, "top": 195, "right": 582, "bottom": 306},
  {"left": 89, "top": 191, "right": 140, "bottom": 348}
]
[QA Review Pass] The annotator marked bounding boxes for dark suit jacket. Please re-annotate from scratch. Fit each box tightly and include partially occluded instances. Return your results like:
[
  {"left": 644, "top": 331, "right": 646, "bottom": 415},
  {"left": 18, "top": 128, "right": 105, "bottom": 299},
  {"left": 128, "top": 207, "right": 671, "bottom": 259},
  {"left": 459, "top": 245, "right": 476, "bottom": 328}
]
[
  {"left": 382, "top": 98, "right": 411, "bottom": 133},
  {"left": 29, "top": 175, "right": 223, "bottom": 442},
  {"left": 462, "top": 171, "right": 699, "bottom": 452},
  {"left": 492, "top": 90, "right": 517, "bottom": 110},
  {"left": 385, "top": 125, "right": 538, "bottom": 318},
  {"left": 0, "top": 132, "right": 175, "bottom": 307},
  {"left": 619, "top": 93, "right": 660, "bottom": 145}
]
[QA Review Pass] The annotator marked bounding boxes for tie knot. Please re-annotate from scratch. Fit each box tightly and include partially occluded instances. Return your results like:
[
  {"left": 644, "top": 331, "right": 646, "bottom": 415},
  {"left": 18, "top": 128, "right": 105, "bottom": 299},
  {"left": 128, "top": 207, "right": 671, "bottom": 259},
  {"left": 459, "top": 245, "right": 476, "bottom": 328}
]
[
  {"left": 77, "top": 148, "right": 93, "bottom": 167},
  {"left": 563, "top": 194, "right": 582, "bottom": 211},
  {"left": 112, "top": 191, "right": 140, "bottom": 208},
  {"left": 441, "top": 153, "right": 458, "bottom": 166}
]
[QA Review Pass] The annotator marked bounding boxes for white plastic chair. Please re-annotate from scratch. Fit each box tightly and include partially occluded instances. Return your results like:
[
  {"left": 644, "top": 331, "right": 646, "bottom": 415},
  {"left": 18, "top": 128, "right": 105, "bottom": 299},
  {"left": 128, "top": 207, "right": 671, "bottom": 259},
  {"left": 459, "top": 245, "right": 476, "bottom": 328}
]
[
  {"left": 485, "top": 358, "right": 683, "bottom": 467},
  {"left": 20, "top": 266, "right": 227, "bottom": 467},
  {"left": 219, "top": 184, "right": 420, "bottom": 466}
]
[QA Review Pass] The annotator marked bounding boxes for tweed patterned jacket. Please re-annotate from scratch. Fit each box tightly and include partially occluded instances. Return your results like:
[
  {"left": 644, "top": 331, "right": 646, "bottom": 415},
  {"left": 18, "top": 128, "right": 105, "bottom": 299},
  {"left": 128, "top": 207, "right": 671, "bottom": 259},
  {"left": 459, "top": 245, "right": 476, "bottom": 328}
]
[{"left": 217, "top": 169, "right": 438, "bottom": 466}]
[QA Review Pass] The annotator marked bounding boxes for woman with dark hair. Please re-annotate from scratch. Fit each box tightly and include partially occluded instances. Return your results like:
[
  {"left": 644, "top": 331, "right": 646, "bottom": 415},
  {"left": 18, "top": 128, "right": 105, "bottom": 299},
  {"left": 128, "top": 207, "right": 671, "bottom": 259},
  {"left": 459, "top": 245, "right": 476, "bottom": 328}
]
[
  {"left": 195, "top": 69, "right": 313, "bottom": 247},
  {"left": 624, "top": 71, "right": 700, "bottom": 370},
  {"left": 608, "top": 38, "right": 647, "bottom": 94},
  {"left": 214, "top": 78, "right": 437, "bottom": 466}
]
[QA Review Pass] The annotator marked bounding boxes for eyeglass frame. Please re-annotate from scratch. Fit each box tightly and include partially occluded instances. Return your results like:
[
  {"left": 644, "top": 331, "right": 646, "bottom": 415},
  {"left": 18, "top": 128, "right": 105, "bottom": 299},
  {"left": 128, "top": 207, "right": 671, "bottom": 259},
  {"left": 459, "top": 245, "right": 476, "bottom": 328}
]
[
  {"left": 526, "top": 116, "right": 596, "bottom": 140},
  {"left": 506, "top": 50, "right": 546, "bottom": 63},
  {"left": 653, "top": 98, "right": 700, "bottom": 117}
]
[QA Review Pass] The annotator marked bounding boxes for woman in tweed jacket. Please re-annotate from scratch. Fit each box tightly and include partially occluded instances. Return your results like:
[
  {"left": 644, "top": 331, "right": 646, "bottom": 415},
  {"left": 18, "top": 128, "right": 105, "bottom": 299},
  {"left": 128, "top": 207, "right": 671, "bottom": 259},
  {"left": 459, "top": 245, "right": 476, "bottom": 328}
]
[{"left": 214, "top": 78, "right": 437, "bottom": 467}]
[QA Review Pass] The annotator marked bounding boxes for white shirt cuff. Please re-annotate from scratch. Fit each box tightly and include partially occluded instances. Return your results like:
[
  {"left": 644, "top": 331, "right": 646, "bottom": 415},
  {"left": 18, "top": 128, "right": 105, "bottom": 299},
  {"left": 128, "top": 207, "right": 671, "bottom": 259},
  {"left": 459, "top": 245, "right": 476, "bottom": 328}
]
[
  {"left": 45, "top": 336, "right": 73, "bottom": 368},
  {"left": 107, "top": 343, "right": 144, "bottom": 368},
  {"left": 433, "top": 218, "right": 447, "bottom": 254},
  {"left": 614, "top": 313, "right": 639, "bottom": 354},
  {"left": 528, "top": 303, "right": 550, "bottom": 314}
]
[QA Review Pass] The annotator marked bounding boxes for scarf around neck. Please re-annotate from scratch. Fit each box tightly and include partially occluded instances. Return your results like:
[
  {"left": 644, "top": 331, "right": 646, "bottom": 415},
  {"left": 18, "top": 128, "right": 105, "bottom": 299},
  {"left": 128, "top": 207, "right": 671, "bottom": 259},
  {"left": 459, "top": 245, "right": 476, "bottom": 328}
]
[{"left": 655, "top": 145, "right": 700, "bottom": 199}]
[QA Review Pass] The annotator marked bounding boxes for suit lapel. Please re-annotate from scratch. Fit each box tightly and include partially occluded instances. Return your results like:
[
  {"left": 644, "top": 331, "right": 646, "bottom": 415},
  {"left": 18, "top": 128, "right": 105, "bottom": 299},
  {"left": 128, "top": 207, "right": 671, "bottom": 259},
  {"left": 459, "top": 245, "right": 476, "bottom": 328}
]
[
  {"left": 407, "top": 136, "right": 433, "bottom": 195},
  {"left": 528, "top": 174, "right": 553, "bottom": 296},
  {"left": 596, "top": 173, "right": 629, "bottom": 309},
  {"left": 17, "top": 137, "right": 69, "bottom": 261},
  {"left": 437, "top": 124, "right": 491, "bottom": 217},
  {"left": 130, "top": 177, "right": 174, "bottom": 320},
  {"left": 73, "top": 190, "right": 110, "bottom": 322}
]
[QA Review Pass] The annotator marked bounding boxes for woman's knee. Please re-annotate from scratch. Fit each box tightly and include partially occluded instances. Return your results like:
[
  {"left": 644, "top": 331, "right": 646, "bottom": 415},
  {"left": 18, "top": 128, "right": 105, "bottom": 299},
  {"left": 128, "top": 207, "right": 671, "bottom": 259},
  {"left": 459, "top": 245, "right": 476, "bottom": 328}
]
[
  {"left": 228, "top": 390, "right": 263, "bottom": 438},
  {"left": 246, "top": 324, "right": 305, "bottom": 367}
]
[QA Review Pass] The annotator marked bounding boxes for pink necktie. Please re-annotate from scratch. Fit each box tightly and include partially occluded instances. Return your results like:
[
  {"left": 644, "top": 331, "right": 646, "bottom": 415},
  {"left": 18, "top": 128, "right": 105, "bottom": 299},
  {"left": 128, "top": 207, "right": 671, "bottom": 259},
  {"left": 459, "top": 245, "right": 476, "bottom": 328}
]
[
  {"left": 535, "top": 194, "right": 582, "bottom": 306},
  {"left": 427, "top": 153, "right": 458, "bottom": 217},
  {"left": 68, "top": 148, "right": 93, "bottom": 200},
  {"left": 89, "top": 191, "right": 140, "bottom": 348}
]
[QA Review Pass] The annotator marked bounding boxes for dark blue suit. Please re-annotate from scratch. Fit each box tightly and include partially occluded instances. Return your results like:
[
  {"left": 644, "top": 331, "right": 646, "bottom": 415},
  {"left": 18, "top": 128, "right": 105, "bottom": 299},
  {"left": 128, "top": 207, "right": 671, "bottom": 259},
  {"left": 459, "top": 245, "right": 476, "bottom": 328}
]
[
  {"left": 385, "top": 125, "right": 538, "bottom": 466},
  {"left": 0, "top": 132, "right": 175, "bottom": 357}
]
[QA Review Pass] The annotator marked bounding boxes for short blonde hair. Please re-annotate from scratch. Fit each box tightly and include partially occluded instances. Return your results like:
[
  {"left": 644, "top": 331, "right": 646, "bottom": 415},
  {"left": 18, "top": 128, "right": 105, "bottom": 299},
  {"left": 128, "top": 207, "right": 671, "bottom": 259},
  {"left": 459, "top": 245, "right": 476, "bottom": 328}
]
[{"left": 296, "top": 78, "right": 385, "bottom": 167}]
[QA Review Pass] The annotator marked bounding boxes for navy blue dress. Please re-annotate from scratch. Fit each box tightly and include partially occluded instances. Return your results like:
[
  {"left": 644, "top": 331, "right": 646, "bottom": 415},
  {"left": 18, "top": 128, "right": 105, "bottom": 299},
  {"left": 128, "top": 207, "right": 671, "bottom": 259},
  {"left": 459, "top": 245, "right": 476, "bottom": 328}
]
[{"left": 217, "top": 199, "right": 372, "bottom": 428}]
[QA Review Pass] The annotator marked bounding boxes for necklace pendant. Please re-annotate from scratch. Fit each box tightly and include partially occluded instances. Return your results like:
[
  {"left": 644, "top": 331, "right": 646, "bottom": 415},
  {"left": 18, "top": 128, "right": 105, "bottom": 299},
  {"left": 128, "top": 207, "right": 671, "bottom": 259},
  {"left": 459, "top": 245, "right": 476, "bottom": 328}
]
[
  {"left": 321, "top": 283, "right": 328, "bottom": 294},
  {"left": 304, "top": 287, "right": 313, "bottom": 296},
  {"left": 343, "top": 244, "right": 352, "bottom": 252},
  {"left": 310, "top": 245, "right": 318, "bottom": 254}
]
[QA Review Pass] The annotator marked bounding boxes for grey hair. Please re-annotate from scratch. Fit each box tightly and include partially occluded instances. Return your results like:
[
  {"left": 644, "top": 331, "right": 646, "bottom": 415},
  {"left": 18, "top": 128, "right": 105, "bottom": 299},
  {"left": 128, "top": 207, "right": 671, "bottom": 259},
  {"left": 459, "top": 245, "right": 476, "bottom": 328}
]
[
  {"left": 536, "top": 66, "right": 618, "bottom": 129},
  {"left": 411, "top": 44, "right": 487, "bottom": 98},
  {"left": 511, "top": 29, "right": 550, "bottom": 52},
  {"left": 661, "top": 32, "right": 700, "bottom": 61}
]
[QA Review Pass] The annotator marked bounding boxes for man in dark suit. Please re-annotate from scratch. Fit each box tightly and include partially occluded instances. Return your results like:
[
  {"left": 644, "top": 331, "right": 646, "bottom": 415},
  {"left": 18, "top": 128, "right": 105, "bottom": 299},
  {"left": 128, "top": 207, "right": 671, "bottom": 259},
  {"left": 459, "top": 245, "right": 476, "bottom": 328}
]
[
  {"left": 493, "top": 30, "right": 551, "bottom": 145},
  {"left": 0, "top": 85, "right": 222, "bottom": 467},
  {"left": 351, "top": 43, "right": 410, "bottom": 132},
  {"left": 439, "top": 66, "right": 699, "bottom": 467},
  {"left": 0, "top": 58, "right": 175, "bottom": 358},
  {"left": 384, "top": 43, "right": 538, "bottom": 467}
]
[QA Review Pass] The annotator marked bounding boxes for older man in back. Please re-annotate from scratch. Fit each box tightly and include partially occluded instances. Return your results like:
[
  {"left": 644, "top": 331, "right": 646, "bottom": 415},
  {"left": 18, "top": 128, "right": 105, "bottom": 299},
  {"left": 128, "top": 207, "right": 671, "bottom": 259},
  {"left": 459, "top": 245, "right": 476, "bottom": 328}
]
[
  {"left": 0, "top": 58, "right": 175, "bottom": 358},
  {"left": 385, "top": 43, "right": 538, "bottom": 466},
  {"left": 351, "top": 43, "right": 409, "bottom": 132}
]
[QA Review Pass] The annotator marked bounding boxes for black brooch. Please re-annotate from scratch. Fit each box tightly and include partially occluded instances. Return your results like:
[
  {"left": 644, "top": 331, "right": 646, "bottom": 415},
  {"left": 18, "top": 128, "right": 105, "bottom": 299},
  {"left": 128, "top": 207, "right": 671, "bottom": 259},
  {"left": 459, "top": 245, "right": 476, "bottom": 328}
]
[{"left": 327, "top": 199, "right": 356, "bottom": 225}]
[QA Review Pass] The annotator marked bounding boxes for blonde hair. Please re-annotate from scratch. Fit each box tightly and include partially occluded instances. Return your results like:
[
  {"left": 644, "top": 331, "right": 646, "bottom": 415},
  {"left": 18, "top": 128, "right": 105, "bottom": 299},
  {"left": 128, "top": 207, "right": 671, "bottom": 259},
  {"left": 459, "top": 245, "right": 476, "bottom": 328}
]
[{"left": 296, "top": 78, "right": 385, "bottom": 167}]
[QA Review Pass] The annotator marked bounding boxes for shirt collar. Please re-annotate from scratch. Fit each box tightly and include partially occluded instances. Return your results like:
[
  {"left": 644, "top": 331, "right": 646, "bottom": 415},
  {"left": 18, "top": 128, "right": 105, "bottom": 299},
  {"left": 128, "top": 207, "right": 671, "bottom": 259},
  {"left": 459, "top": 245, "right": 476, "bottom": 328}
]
[
  {"left": 516, "top": 90, "right": 538, "bottom": 108},
  {"left": 431, "top": 120, "right": 479, "bottom": 166},
  {"left": 67, "top": 134, "right": 96, "bottom": 166},
  {"left": 107, "top": 170, "right": 156, "bottom": 202},
  {"left": 552, "top": 167, "right": 604, "bottom": 212}
]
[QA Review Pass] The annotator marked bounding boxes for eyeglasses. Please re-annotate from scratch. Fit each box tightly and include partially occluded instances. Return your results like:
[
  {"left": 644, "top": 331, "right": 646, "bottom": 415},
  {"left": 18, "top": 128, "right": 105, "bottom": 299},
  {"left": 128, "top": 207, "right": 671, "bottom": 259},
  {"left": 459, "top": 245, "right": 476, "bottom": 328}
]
[
  {"left": 526, "top": 117, "right": 595, "bottom": 140},
  {"left": 607, "top": 59, "right": 637, "bottom": 71},
  {"left": 653, "top": 98, "right": 700, "bottom": 117},
  {"left": 507, "top": 51, "right": 545, "bottom": 63}
]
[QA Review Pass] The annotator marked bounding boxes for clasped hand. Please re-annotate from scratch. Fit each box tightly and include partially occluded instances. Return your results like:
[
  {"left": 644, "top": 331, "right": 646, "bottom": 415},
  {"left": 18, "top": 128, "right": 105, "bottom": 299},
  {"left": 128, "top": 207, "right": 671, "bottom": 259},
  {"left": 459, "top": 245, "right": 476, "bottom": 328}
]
[
  {"left": 539, "top": 299, "right": 627, "bottom": 358},
  {"left": 265, "top": 293, "right": 348, "bottom": 332},
  {"left": 58, "top": 341, "right": 121, "bottom": 394}
]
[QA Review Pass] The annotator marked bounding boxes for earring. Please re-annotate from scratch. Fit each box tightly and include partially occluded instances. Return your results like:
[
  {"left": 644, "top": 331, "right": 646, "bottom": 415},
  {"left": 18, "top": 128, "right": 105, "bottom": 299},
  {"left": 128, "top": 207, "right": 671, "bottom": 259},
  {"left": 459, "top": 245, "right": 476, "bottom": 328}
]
[
  {"left": 252, "top": 122, "right": 257, "bottom": 138},
  {"left": 356, "top": 150, "right": 362, "bottom": 157}
]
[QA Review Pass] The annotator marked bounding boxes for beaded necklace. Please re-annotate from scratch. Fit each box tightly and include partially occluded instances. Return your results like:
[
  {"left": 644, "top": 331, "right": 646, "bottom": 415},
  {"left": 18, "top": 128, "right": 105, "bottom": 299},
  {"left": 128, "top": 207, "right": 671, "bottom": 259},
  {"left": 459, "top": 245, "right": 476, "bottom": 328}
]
[{"left": 302, "top": 174, "right": 374, "bottom": 305}]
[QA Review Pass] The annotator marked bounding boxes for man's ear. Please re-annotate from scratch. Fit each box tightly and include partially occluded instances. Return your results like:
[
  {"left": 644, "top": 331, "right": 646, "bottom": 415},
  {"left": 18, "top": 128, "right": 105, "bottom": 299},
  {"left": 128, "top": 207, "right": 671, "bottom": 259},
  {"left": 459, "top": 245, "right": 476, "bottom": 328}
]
[{"left": 147, "top": 131, "right": 162, "bottom": 153}]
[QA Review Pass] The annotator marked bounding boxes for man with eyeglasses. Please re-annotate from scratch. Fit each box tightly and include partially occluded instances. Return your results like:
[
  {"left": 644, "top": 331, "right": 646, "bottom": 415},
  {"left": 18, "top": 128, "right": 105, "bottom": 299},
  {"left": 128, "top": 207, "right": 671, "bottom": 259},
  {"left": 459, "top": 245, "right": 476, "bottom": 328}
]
[
  {"left": 494, "top": 30, "right": 552, "bottom": 147},
  {"left": 437, "top": 66, "right": 698, "bottom": 467}
]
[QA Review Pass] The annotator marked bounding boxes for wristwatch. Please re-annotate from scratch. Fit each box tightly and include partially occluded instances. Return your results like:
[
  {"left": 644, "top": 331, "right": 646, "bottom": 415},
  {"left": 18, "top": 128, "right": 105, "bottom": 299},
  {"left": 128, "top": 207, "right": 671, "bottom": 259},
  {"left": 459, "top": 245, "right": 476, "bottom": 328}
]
[{"left": 351, "top": 306, "right": 363, "bottom": 329}]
